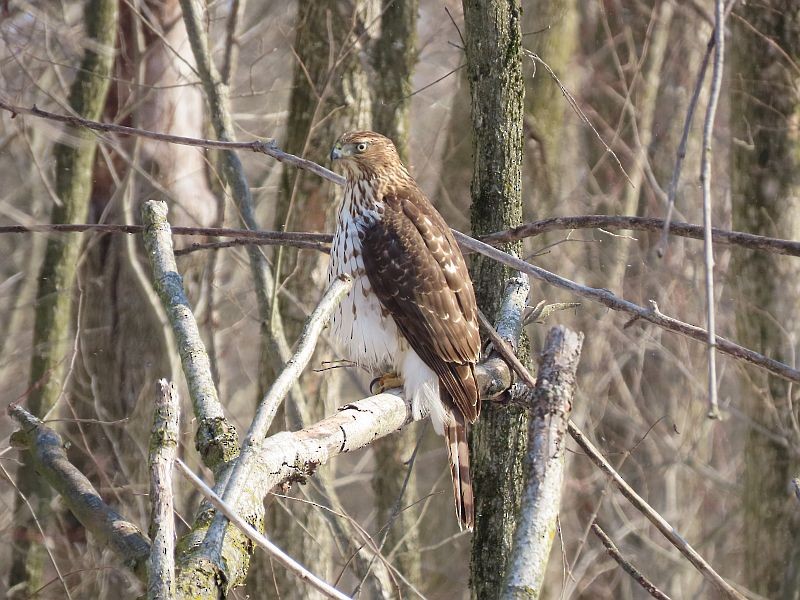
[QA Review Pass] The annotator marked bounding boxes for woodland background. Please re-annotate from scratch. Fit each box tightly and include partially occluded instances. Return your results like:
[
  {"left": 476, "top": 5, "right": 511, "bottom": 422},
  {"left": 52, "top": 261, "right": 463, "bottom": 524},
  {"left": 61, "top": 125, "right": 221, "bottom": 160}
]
[{"left": 0, "top": 0, "right": 799, "bottom": 598}]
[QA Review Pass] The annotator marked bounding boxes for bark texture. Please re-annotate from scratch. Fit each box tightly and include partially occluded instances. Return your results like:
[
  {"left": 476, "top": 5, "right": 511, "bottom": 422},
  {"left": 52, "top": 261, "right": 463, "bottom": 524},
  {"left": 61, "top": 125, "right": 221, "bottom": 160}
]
[
  {"left": 731, "top": 3, "right": 800, "bottom": 598},
  {"left": 502, "top": 326, "right": 582, "bottom": 599},
  {"left": 10, "top": 0, "right": 119, "bottom": 592},
  {"left": 461, "top": 0, "right": 528, "bottom": 596}
]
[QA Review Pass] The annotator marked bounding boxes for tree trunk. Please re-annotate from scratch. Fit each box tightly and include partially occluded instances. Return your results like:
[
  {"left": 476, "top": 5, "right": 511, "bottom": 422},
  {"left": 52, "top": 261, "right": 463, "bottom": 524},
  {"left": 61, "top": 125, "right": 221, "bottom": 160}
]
[
  {"left": 731, "top": 3, "right": 800, "bottom": 598},
  {"left": 461, "top": 0, "right": 528, "bottom": 597},
  {"left": 9, "top": 0, "right": 119, "bottom": 593},
  {"left": 521, "top": 0, "right": 577, "bottom": 214}
]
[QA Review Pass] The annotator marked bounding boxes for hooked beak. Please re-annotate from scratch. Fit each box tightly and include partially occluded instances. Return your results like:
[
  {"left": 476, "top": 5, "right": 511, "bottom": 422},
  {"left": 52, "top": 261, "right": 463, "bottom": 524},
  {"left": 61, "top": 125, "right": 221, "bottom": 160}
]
[{"left": 330, "top": 144, "right": 343, "bottom": 161}]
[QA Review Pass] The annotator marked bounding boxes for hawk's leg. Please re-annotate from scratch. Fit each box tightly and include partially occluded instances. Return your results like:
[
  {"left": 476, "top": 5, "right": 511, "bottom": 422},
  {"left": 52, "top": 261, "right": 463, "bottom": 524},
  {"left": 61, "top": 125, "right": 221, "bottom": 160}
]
[{"left": 370, "top": 372, "right": 404, "bottom": 394}]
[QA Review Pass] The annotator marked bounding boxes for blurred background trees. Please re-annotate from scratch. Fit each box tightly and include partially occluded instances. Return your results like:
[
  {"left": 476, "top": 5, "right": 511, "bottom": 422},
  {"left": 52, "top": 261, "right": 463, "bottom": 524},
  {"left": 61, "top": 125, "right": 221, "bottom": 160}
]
[{"left": 1, "top": 0, "right": 799, "bottom": 598}]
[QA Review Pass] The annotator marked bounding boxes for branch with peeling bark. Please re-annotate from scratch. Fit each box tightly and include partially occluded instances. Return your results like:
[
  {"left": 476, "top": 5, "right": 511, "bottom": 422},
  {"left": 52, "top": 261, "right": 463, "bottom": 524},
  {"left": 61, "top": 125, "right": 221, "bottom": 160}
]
[
  {"left": 502, "top": 326, "right": 583, "bottom": 600},
  {"left": 148, "top": 380, "right": 180, "bottom": 600}
]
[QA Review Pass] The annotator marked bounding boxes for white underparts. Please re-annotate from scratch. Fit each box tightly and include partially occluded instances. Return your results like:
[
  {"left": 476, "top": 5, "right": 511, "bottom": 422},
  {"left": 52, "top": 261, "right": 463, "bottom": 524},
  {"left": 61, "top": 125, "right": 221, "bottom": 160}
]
[{"left": 327, "top": 179, "right": 452, "bottom": 437}]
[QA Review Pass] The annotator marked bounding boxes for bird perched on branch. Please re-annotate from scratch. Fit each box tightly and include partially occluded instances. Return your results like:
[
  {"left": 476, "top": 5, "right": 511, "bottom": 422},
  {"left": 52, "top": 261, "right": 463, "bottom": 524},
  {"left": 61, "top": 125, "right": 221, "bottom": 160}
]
[{"left": 327, "top": 131, "right": 481, "bottom": 530}]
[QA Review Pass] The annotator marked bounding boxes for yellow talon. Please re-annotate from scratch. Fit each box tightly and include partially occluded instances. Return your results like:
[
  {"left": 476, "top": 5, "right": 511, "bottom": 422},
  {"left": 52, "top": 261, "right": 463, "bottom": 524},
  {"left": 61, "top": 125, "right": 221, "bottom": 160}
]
[{"left": 370, "top": 372, "right": 404, "bottom": 394}]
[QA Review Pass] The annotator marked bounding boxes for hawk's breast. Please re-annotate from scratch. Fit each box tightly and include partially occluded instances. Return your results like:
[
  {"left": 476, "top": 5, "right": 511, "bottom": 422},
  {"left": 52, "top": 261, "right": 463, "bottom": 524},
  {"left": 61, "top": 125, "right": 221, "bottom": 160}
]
[{"left": 327, "top": 184, "right": 405, "bottom": 370}]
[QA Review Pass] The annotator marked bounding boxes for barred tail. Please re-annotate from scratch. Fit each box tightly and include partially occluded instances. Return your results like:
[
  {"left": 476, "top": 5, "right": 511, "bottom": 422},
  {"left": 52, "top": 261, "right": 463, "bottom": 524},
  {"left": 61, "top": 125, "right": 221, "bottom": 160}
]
[{"left": 445, "top": 418, "right": 474, "bottom": 531}]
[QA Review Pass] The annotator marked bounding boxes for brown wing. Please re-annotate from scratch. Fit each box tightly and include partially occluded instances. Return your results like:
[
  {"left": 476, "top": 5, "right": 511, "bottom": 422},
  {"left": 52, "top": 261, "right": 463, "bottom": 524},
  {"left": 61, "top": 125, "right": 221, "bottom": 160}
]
[{"left": 361, "top": 184, "right": 481, "bottom": 422}]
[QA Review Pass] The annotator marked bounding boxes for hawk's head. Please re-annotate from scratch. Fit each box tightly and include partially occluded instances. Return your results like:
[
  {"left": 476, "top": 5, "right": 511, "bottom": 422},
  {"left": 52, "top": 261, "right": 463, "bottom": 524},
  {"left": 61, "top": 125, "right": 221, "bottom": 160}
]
[{"left": 330, "top": 131, "right": 404, "bottom": 180}]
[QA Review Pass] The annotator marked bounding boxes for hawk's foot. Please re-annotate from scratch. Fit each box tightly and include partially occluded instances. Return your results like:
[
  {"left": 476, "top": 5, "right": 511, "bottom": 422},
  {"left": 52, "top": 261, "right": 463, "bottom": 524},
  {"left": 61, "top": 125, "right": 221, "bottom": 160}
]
[{"left": 370, "top": 372, "right": 404, "bottom": 394}]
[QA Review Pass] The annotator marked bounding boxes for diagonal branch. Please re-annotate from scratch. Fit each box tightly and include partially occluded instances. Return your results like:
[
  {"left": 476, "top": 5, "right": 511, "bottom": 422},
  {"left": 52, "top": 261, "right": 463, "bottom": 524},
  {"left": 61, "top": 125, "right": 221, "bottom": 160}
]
[
  {"left": 142, "top": 200, "right": 239, "bottom": 470},
  {"left": 477, "top": 311, "right": 744, "bottom": 599},
  {"left": 592, "top": 522, "right": 672, "bottom": 600},
  {"left": 202, "top": 275, "right": 352, "bottom": 556},
  {"left": 455, "top": 231, "right": 800, "bottom": 384},
  {"left": 7, "top": 404, "right": 151, "bottom": 580}
]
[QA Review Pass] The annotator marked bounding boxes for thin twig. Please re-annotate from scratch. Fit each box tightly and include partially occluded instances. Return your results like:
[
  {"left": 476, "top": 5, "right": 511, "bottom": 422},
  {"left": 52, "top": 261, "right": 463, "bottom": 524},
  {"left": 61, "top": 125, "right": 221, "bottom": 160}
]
[
  {"left": 570, "top": 426, "right": 742, "bottom": 599},
  {"left": 699, "top": 0, "right": 726, "bottom": 419},
  {"left": 4, "top": 215, "right": 800, "bottom": 257},
  {"left": 479, "top": 215, "right": 800, "bottom": 257},
  {"left": 147, "top": 380, "right": 180, "bottom": 600},
  {"left": 658, "top": 0, "right": 737, "bottom": 256},
  {"left": 456, "top": 231, "right": 800, "bottom": 384},
  {"left": 202, "top": 275, "right": 353, "bottom": 556},
  {"left": 0, "top": 98, "right": 344, "bottom": 191},
  {"left": 591, "top": 523, "right": 672, "bottom": 600},
  {"left": 174, "top": 459, "right": 352, "bottom": 600}
]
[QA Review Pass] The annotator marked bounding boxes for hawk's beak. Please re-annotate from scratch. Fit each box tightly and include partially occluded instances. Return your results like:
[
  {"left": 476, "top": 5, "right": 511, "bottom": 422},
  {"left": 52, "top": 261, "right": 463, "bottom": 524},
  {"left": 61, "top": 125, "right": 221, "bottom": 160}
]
[{"left": 330, "top": 145, "right": 343, "bottom": 161}]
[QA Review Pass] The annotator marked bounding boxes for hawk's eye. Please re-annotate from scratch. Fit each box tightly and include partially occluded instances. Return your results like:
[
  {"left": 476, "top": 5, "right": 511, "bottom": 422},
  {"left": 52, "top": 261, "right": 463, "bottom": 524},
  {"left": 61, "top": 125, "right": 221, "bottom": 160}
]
[{"left": 356, "top": 142, "right": 368, "bottom": 152}]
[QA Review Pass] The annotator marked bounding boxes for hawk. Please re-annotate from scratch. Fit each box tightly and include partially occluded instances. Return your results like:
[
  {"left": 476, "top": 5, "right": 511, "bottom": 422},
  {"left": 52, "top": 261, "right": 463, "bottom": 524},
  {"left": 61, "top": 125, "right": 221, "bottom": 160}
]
[{"left": 327, "top": 131, "right": 481, "bottom": 530}]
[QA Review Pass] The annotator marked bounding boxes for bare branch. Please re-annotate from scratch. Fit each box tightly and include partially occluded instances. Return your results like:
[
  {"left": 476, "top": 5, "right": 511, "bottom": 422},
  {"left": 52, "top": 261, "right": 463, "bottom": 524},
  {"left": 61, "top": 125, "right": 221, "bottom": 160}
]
[
  {"left": 148, "top": 380, "right": 180, "bottom": 600},
  {"left": 592, "top": 523, "right": 672, "bottom": 600},
  {"left": 202, "top": 275, "right": 353, "bottom": 554},
  {"left": 658, "top": 0, "right": 737, "bottom": 254},
  {"left": 698, "top": 0, "right": 726, "bottom": 418},
  {"left": 479, "top": 215, "right": 800, "bottom": 257},
  {"left": 175, "top": 459, "right": 353, "bottom": 600},
  {"left": 455, "top": 231, "right": 800, "bottom": 384},
  {"left": 7, "top": 404, "right": 150, "bottom": 579},
  {"left": 0, "top": 98, "right": 343, "bottom": 185},
  {"left": 569, "top": 425, "right": 743, "bottom": 599},
  {"left": 4, "top": 215, "right": 800, "bottom": 257},
  {"left": 141, "top": 200, "right": 239, "bottom": 469},
  {"left": 502, "top": 326, "right": 583, "bottom": 599}
]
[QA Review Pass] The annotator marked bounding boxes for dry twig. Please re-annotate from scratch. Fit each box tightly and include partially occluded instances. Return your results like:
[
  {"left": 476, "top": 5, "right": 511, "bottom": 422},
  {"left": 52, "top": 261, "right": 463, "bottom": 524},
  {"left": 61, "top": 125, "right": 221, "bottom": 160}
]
[{"left": 592, "top": 522, "right": 672, "bottom": 600}]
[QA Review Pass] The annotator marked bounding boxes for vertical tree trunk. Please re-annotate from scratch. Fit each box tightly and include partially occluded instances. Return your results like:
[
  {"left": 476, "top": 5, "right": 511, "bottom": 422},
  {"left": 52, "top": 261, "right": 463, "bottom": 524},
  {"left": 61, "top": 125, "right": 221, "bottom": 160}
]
[
  {"left": 731, "top": 3, "right": 800, "bottom": 598},
  {"left": 522, "top": 0, "right": 577, "bottom": 213},
  {"left": 369, "top": 0, "right": 422, "bottom": 590},
  {"left": 9, "top": 0, "right": 119, "bottom": 593},
  {"left": 461, "top": 0, "right": 528, "bottom": 597}
]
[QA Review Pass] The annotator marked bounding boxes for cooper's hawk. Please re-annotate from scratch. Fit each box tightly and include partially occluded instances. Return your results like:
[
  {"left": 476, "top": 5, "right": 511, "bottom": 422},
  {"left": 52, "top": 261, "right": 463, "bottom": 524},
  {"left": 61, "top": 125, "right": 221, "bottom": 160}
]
[{"left": 327, "top": 131, "right": 481, "bottom": 530}]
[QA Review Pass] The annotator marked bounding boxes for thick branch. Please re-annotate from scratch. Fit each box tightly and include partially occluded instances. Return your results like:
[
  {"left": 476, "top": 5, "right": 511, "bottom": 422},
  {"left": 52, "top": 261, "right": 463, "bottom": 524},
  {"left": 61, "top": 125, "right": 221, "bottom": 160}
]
[
  {"left": 141, "top": 200, "right": 238, "bottom": 469},
  {"left": 175, "top": 459, "right": 352, "bottom": 600},
  {"left": 502, "top": 326, "right": 583, "bottom": 600},
  {"left": 8, "top": 404, "right": 150, "bottom": 579},
  {"left": 148, "top": 380, "right": 180, "bottom": 600}
]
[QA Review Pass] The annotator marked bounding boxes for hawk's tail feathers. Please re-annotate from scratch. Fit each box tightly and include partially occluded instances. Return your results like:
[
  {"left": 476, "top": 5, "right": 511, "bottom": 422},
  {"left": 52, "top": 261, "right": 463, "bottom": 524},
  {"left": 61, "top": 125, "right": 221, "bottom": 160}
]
[{"left": 445, "top": 421, "right": 474, "bottom": 531}]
